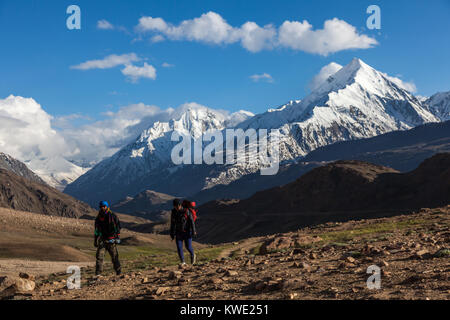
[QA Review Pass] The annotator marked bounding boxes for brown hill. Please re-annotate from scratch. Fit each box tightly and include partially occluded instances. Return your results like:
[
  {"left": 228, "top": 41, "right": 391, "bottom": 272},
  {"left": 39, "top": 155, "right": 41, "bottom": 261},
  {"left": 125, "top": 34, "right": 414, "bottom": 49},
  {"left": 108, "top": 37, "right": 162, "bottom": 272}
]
[
  {"left": 197, "top": 153, "right": 450, "bottom": 243},
  {"left": 0, "top": 168, "right": 93, "bottom": 218},
  {"left": 111, "top": 190, "right": 176, "bottom": 221}
]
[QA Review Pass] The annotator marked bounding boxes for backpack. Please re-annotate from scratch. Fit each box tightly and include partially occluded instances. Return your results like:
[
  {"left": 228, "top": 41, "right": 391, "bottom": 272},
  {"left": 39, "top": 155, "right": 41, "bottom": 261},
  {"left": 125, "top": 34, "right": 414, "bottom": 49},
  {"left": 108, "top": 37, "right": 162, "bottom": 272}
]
[{"left": 182, "top": 200, "right": 198, "bottom": 222}]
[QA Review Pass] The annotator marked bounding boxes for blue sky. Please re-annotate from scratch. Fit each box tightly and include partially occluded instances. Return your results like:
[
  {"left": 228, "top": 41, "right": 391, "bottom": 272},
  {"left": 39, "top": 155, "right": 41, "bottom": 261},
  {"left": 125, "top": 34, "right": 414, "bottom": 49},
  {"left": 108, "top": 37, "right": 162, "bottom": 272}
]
[{"left": 1, "top": 0, "right": 449, "bottom": 120}]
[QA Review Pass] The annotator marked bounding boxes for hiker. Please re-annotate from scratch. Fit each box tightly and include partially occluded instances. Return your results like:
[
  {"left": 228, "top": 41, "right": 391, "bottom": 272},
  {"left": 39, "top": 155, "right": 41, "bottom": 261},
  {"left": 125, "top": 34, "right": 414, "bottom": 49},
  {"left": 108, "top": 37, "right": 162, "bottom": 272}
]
[
  {"left": 94, "top": 201, "right": 122, "bottom": 276},
  {"left": 170, "top": 199, "right": 197, "bottom": 265}
]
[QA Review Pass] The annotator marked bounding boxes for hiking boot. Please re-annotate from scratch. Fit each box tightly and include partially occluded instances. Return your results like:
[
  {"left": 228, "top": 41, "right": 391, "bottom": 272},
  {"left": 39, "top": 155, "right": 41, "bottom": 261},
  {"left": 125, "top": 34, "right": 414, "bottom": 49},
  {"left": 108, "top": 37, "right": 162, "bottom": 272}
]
[{"left": 191, "top": 253, "right": 196, "bottom": 265}]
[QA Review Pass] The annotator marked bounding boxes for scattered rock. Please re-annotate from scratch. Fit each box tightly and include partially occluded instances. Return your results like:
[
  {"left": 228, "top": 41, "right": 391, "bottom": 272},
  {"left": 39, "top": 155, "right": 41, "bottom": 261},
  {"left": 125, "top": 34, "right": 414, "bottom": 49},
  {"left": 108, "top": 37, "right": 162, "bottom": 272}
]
[
  {"left": 155, "top": 287, "right": 170, "bottom": 296},
  {"left": 309, "top": 252, "right": 318, "bottom": 259},
  {"left": 254, "top": 281, "right": 266, "bottom": 291},
  {"left": 19, "top": 273, "right": 35, "bottom": 281},
  {"left": 414, "top": 249, "right": 430, "bottom": 259},
  {"left": 0, "top": 275, "right": 35, "bottom": 298},
  {"left": 169, "top": 271, "right": 182, "bottom": 280},
  {"left": 209, "top": 278, "right": 223, "bottom": 285},
  {"left": 225, "top": 270, "right": 238, "bottom": 277}
]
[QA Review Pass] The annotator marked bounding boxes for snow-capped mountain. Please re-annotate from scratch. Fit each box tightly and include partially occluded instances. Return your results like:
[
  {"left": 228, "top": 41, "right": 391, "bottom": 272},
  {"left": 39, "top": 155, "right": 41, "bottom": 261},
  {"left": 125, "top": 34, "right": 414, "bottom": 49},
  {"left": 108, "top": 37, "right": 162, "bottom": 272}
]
[
  {"left": 25, "top": 157, "right": 90, "bottom": 191},
  {"left": 423, "top": 91, "right": 450, "bottom": 121},
  {"left": 64, "top": 106, "right": 254, "bottom": 205},
  {"left": 201, "top": 58, "right": 439, "bottom": 188},
  {"left": 65, "top": 58, "right": 444, "bottom": 207}
]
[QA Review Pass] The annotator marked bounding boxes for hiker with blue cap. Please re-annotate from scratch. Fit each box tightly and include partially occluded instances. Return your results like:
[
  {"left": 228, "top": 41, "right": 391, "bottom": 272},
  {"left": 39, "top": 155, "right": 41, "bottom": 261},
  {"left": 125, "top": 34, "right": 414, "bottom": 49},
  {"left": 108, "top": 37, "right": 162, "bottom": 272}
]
[{"left": 94, "top": 201, "right": 122, "bottom": 276}]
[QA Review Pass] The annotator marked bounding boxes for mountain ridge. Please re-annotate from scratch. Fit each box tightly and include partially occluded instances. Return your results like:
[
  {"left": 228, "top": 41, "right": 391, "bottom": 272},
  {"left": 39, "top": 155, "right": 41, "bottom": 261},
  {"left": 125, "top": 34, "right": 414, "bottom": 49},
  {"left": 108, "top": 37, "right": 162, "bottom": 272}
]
[
  {"left": 65, "top": 58, "right": 447, "bottom": 207},
  {"left": 196, "top": 153, "right": 450, "bottom": 243}
]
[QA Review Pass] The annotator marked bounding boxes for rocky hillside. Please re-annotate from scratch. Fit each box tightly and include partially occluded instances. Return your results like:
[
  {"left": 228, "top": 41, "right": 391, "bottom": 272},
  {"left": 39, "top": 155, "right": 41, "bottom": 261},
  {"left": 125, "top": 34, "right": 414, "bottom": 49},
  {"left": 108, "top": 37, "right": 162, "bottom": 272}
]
[
  {"left": 0, "top": 168, "right": 93, "bottom": 218},
  {"left": 197, "top": 153, "right": 450, "bottom": 243},
  {"left": 0, "top": 152, "right": 46, "bottom": 185},
  {"left": 5, "top": 205, "right": 448, "bottom": 300}
]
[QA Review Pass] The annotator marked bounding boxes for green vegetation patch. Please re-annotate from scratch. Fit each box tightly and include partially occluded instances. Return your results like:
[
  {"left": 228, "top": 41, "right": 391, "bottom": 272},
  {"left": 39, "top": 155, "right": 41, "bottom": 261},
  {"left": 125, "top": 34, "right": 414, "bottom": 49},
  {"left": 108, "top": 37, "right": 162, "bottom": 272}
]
[{"left": 319, "top": 218, "right": 427, "bottom": 243}]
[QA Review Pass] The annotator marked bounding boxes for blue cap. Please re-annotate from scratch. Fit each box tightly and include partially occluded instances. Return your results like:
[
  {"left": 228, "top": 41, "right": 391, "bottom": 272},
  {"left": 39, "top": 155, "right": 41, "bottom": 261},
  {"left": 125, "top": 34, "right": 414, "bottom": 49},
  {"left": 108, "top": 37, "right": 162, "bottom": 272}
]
[{"left": 99, "top": 201, "right": 109, "bottom": 208}]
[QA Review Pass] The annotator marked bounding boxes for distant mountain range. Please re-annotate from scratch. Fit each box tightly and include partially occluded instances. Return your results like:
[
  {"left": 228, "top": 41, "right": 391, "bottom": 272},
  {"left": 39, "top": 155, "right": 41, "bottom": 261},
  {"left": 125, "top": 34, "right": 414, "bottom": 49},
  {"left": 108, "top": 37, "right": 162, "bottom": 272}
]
[
  {"left": 197, "top": 153, "right": 450, "bottom": 243},
  {"left": 65, "top": 58, "right": 449, "bottom": 207},
  {"left": 304, "top": 119, "right": 450, "bottom": 171},
  {"left": 111, "top": 190, "right": 176, "bottom": 221}
]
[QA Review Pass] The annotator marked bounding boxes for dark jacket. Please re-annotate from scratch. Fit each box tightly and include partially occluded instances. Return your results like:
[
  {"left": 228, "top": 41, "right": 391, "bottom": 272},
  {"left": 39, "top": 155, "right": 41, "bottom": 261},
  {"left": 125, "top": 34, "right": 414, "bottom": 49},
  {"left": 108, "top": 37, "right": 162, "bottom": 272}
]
[
  {"left": 95, "top": 208, "right": 121, "bottom": 241},
  {"left": 170, "top": 208, "right": 196, "bottom": 237}
]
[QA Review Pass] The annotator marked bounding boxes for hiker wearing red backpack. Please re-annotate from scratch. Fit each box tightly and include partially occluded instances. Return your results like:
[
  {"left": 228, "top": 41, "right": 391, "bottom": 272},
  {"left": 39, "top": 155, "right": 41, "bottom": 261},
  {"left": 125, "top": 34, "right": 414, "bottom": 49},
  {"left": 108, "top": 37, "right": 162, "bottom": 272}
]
[{"left": 170, "top": 199, "right": 197, "bottom": 265}]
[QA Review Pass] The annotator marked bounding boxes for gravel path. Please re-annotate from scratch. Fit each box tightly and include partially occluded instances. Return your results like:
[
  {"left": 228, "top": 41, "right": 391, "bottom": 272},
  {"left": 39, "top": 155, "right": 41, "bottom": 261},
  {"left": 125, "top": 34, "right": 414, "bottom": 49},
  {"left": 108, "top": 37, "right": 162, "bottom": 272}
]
[{"left": 0, "top": 259, "right": 94, "bottom": 277}]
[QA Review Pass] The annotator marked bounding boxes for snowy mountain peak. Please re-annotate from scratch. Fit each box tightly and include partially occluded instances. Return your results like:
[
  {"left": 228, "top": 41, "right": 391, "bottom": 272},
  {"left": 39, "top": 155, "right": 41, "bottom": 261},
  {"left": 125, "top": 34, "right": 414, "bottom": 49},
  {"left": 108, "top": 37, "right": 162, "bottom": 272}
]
[
  {"left": 313, "top": 58, "right": 389, "bottom": 98},
  {"left": 424, "top": 91, "right": 450, "bottom": 121},
  {"left": 137, "top": 105, "right": 243, "bottom": 146}
]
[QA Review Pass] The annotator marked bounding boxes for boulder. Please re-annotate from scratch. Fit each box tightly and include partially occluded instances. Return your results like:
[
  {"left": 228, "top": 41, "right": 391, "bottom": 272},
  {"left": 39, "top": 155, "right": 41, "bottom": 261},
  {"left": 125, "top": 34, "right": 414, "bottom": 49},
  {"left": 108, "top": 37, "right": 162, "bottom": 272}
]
[{"left": 0, "top": 276, "right": 35, "bottom": 298}]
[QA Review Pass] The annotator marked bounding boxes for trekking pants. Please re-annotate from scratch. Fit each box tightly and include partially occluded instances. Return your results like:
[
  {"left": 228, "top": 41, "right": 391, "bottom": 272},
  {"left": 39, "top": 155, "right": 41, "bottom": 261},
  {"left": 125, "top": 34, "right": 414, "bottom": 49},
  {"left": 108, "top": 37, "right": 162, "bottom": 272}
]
[
  {"left": 176, "top": 232, "right": 194, "bottom": 263},
  {"left": 96, "top": 241, "right": 121, "bottom": 275}
]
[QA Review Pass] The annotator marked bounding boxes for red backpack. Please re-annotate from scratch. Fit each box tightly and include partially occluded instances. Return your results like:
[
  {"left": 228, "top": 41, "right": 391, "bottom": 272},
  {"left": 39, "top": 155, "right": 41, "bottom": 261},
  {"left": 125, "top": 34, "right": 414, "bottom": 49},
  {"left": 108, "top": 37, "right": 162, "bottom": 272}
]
[{"left": 182, "top": 200, "right": 198, "bottom": 222}]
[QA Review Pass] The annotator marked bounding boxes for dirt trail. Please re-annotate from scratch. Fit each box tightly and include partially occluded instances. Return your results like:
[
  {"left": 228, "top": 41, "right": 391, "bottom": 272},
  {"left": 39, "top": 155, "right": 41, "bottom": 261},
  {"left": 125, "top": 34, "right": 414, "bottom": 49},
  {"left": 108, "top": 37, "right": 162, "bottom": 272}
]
[
  {"left": 217, "top": 237, "right": 263, "bottom": 259},
  {"left": 0, "top": 259, "right": 94, "bottom": 277}
]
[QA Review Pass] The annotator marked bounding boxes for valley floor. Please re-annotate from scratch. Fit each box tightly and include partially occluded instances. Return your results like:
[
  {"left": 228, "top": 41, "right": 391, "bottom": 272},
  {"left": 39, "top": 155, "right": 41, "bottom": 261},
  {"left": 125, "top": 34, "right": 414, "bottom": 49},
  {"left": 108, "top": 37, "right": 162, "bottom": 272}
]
[{"left": 8, "top": 205, "right": 447, "bottom": 300}]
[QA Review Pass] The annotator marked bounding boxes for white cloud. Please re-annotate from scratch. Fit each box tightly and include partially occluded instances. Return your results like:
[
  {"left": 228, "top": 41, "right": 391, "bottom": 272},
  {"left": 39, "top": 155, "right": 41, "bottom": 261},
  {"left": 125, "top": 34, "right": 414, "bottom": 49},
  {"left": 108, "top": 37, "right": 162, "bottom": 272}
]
[
  {"left": 60, "top": 103, "right": 169, "bottom": 165},
  {"left": 70, "top": 53, "right": 141, "bottom": 70},
  {"left": 309, "top": 62, "right": 343, "bottom": 91},
  {"left": 250, "top": 73, "right": 274, "bottom": 83},
  {"left": 0, "top": 95, "right": 169, "bottom": 169},
  {"left": 52, "top": 114, "right": 93, "bottom": 129},
  {"left": 137, "top": 12, "right": 237, "bottom": 44},
  {"left": 238, "top": 22, "right": 276, "bottom": 52},
  {"left": 162, "top": 62, "right": 174, "bottom": 68},
  {"left": 384, "top": 74, "right": 417, "bottom": 93},
  {"left": 151, "top": 34, "right": 165, "bottom": 43},
  {"left": 121, "top": 62, "right": 157, "bottom": 82},
  {"left": 278, "top": 18, "right": 378, "bottom": 55},
  {"left": 0, "top": 95, "right": 70, "bottom": 161},
  {"left": 97, "top": 19, "right": 114, "bottom": 30},
  {"left": 71, "top": 53, "right": 157, "bottom": 83},
  {"left": 135, "top": 12, "right": 377, "bottom": 55}
]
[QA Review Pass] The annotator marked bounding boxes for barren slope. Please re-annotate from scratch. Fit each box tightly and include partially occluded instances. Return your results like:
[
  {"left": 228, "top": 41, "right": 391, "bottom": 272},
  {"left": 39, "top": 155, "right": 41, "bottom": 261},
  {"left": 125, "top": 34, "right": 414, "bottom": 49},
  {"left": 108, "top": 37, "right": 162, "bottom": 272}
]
[{"left": 16, "top": 205, "right": 450, "bottom": 300}]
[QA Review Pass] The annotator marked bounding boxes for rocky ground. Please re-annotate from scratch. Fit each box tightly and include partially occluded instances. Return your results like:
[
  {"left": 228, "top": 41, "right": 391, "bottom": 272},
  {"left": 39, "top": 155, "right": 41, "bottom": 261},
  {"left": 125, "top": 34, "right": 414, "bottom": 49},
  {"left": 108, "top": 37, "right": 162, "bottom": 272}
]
[{"left": 2, "top": 206, "right": 447, "bottom": 300}]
